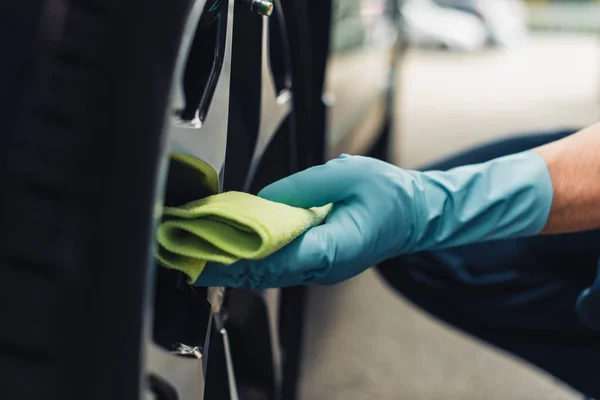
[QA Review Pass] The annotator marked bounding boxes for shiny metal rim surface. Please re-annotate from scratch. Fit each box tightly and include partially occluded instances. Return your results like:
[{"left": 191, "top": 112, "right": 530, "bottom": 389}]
[{"left": 143, "top": 0, "right": 293, "bottom": 398}]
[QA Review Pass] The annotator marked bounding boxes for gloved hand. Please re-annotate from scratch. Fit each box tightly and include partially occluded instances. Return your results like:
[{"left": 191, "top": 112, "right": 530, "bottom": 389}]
[{"left": 195, "top": 151, "right": 553, "bottom": 289}]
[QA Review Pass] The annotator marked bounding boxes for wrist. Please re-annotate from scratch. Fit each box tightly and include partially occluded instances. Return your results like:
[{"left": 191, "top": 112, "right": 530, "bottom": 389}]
[{"left": 534, "top": 129, "right": 600, "bottom": 233}]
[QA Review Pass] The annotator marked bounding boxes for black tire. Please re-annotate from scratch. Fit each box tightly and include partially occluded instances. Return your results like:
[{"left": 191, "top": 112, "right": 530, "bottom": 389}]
[{"left": 0, "top": 1, "right": 194, "bottom": 399}]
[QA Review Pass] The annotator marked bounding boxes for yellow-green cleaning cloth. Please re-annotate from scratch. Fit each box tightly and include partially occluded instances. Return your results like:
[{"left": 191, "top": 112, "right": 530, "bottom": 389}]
[{"left": 157, "top": 191, "right": 332, "bottom": 284}]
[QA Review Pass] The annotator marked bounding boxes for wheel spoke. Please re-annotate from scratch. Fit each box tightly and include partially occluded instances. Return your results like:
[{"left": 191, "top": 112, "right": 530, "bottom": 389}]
[
  {"left": 262, "top": 288, "right": 283, "bottom": 396},
  {"left": 168, "top": 0, "right": 235, "bottom": 191},
  {"left": 221, "top": 327, "right": 240, "bottom": 400},
  {"left": 244, "top": 12, "right": 292, "bottom": 190}
]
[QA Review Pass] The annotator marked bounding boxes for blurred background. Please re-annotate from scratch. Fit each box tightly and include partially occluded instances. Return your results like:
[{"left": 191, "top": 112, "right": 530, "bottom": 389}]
[{"left": 301, "top": 1, "right": 600, "bottom": 399}]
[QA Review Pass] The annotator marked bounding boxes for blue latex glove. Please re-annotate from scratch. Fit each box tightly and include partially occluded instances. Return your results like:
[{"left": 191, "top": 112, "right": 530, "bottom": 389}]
[{"left": 195, "top": 151, "right": 553, "bottom": 289}]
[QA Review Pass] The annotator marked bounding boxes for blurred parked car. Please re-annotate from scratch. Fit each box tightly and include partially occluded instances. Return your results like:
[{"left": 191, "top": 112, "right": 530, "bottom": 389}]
[
  {"left": 400, "top": 0, "right": 528, "bottom": 51},
  {"left": 435, "top": 0, "right": 529, "bottom": 46},
  {"left": 401, "top": 0, "right": 488, "bottom": 52}
]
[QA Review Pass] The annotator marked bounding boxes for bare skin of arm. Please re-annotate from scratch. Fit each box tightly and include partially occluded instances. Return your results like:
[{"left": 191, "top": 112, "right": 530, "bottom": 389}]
[{"left": 534, "top": 122, "right": 600, "bottom": 233}]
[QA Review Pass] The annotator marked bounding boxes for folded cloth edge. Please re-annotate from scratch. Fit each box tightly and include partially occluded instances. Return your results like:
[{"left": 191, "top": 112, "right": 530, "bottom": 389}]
[{"left": 156, "top": 191, "right": 332, "bottom": 284}]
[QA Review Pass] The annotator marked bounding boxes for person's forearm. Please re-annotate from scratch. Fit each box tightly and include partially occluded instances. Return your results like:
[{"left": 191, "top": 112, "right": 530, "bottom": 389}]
[{"left": 534, "top": 123, "right": 600, "bottom": 234}]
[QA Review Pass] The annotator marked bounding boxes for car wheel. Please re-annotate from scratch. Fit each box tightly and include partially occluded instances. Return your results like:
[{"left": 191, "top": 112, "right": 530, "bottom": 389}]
[{"left": 0, "top": 0, "right": 315, "bottom": 399}]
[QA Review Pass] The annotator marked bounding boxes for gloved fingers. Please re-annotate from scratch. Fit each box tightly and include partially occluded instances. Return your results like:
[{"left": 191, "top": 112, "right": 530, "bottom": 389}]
[
  {"left": 258, "top": 155, "right": 361, "bottom": 208},
  {"left": 193, "top": 227, "right": 334, "bottom": 289},
  {"left": 194, "top": 201, "right": 372, "bottom": 289},
  {"left": 193, "top": 262, "right": 246, "bottom": 288},
  {"left": 240, "top": 203, "right": 366, "bottom": 288},
  {"left": 306, "top": 205, "right": 373, "bottom": 285},
  {"left": 246, "top": 205, "right": 368, "bottom": 288}
]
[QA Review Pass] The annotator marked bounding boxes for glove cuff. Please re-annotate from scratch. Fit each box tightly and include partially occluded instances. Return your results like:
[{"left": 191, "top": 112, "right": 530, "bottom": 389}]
[{"left": 409, "top": 150, "right": 554, "bottom": 252}]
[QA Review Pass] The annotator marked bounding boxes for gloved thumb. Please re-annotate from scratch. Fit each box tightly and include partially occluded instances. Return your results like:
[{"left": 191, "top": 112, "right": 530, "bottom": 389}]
[{"left": 258, "top": 155, "right": 356, "bottom": 208}]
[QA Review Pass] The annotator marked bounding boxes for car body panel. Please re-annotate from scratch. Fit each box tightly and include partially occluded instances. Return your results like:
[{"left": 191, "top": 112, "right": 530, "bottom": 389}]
[{"left": 325, "top": 0, "right": 399, "bottom": 157}]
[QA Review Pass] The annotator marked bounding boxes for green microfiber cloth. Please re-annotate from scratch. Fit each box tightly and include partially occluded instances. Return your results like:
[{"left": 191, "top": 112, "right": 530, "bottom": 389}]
[{"left": 157, "top": 191, "right": 332, "bottom": 284}]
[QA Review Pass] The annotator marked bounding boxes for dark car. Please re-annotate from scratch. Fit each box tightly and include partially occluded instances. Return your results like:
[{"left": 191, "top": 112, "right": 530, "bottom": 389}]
[{"left": 0, "top": 1, "right": 401, "bottom": 399}]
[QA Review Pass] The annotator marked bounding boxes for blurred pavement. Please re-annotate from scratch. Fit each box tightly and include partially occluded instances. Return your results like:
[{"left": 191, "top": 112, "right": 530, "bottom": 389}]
[{"left": 299, "top": 32, "right": 600, "bottom": 400}]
